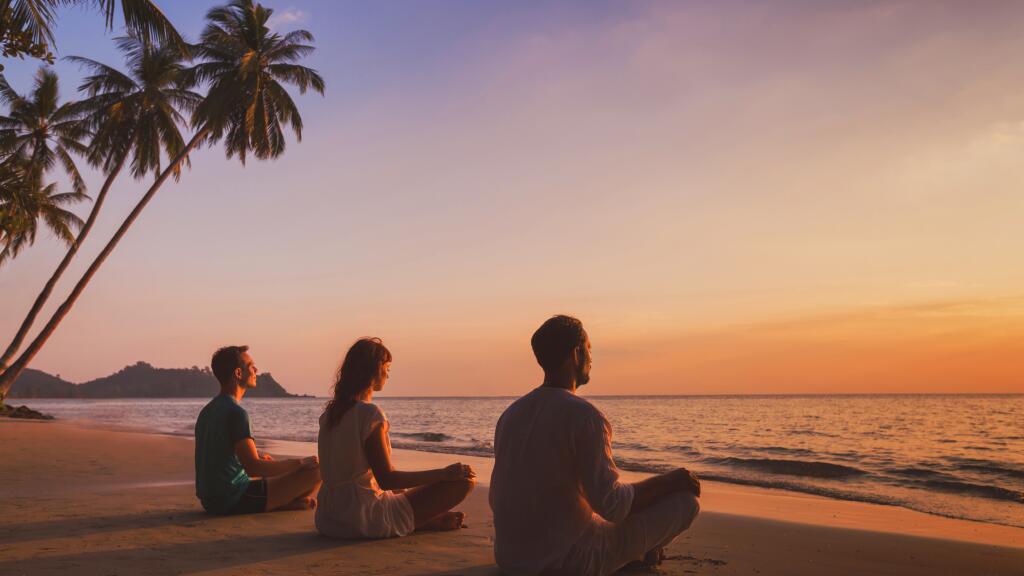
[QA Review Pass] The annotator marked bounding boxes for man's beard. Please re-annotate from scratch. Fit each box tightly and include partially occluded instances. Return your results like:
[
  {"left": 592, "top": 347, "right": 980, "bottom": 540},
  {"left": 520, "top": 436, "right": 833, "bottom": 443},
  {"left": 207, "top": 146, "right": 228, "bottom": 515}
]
[{"left": 576, "top": 367, "right": 591, "bottom": 387}]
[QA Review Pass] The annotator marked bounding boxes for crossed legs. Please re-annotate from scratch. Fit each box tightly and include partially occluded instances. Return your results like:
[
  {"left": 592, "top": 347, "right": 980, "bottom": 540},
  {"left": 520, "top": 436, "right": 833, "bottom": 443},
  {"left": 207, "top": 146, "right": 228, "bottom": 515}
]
[
  {"left": 265, "top": 465, "right": 322, "bottom": 512},
  {"left": 404, "top": 477, "right": 476, "bottom": 531},
  {"left": 555, "top": 491, "right": 700, "bottom": 575}
]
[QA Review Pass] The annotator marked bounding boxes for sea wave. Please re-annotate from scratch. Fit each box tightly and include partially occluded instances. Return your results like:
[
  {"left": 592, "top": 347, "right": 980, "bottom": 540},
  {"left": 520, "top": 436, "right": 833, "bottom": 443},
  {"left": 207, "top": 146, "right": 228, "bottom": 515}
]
[
  {"left": 667, "top": 444, "right": 702, "bottom": 457},
  {"left": 264, "top": 432, "right": 317, "bottom": 443},
  {"left": 391, "top": 431, "right": 452, "bottom": 442},
  {"left": 607, "top": 461, "right": 913, "bottom": 513},
  {"left": 614, "top": 442, "right": 659, "bottom": 452},
  {"left": 390, "top": 441, "right": 494, "bottom": 457},
  {"left": 748, "top": 445, "right": 818, "bottom": 458},
  {"left": 702, "top": 457, "right": 867, "bottom": 479},
  {"left": 581, "top": 458, "right": 1024, "bottom": 528},
  {"left": 788, "top": 429, "right": 839, "bottom": 438},
  {"left": 680, "top": 471, "right": 1023, "bottom": 529},
  {"left": 615, "top": 443, "right": 702, "bottom": 457},
  {"left": 919, "top": 479, "right": 1024, "bottom": 503},
  {"left": 615, "top": 457, "right": 677, "bottom": 475},
  {"left": 696, "top": 472, "right": 900, "bottom": 507},
  {"left": 885, "top": 466, "right": 943, "bottom": 479},
  {"left": 947, "top": 458, "right": 1024, "bottom": 480},
  {"left": 956, "top": 463, "right": 1024, "bottom": 480}
]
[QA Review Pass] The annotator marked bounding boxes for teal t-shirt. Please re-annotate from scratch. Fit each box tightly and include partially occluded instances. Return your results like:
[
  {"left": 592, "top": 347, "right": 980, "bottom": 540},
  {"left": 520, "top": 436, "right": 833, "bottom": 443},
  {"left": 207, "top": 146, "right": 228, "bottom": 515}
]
[{"left": 194, "top": 394, "right": 252, "bottom": 513}]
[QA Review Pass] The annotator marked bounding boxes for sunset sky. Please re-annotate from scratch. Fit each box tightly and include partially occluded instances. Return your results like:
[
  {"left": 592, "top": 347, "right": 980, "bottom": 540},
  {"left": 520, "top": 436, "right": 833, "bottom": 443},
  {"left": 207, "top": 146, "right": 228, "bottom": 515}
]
[{"left": 2, "top": 1, "right": 1023, "bottom": 395}]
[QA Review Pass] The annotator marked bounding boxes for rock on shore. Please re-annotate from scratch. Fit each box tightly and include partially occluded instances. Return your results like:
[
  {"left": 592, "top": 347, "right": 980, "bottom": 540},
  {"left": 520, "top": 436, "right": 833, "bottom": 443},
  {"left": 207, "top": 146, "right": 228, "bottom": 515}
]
[{"left": 0, "top": 404, "right": 54, "bottom": 419}]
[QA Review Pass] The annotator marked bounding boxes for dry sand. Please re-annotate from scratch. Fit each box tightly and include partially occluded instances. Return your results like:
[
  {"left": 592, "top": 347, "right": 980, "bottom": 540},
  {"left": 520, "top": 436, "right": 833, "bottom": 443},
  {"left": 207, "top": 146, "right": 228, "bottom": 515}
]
[{"left": 1, "top": 418, "right": 1022, "bottom": 575}]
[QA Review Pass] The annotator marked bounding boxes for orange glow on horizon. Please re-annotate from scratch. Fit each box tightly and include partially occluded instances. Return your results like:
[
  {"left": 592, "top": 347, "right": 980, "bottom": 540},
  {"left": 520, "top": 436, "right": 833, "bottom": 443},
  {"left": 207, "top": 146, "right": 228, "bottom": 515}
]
[{"left": 596, "top": 297, "right": 1024, "bottom": 395}]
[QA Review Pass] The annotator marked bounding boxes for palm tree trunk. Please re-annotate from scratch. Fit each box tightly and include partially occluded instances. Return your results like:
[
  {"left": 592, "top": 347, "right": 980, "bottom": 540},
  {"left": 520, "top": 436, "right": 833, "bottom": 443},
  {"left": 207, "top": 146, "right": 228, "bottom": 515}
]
[
  {"left": 0, "top": 128, "right": 208, "bottom": 402},
  {"left": 0, "top": 140, "right": 134, "bottom": 372}
]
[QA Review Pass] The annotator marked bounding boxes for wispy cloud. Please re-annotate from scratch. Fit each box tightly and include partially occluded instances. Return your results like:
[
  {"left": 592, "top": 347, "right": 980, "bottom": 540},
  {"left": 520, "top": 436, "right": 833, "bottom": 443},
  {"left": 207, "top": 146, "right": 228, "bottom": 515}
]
[{"left": 267, "top": 7, "right": 307, "bottom": 30}]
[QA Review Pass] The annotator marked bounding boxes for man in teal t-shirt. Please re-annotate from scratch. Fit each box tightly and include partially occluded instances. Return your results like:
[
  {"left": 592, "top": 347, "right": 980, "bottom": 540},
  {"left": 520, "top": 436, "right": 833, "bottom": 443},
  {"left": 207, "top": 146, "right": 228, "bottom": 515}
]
[
  {"left": 194, "top": 345, "right": 321, "bottom": 515},
  {"left": 195, "top": 393, "right": 256, "bottom": 512}
]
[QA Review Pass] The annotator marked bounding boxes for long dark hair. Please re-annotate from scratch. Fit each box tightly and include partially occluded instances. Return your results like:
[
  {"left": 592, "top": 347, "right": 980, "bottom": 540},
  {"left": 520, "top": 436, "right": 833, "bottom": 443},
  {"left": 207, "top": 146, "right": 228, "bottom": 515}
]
[{"left": 323, "top": 337, "right": 392, "bottom": 428}]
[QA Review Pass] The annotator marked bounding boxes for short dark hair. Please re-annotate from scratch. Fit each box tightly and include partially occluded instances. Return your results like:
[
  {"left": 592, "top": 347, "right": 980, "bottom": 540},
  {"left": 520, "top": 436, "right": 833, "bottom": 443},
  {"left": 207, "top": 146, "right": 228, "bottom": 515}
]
[
  {"left": 531, "top": 315, "right": 585, "bottom": 373},
  {"left": 211, "top": 345, "right": 249, "bottom": 386}
]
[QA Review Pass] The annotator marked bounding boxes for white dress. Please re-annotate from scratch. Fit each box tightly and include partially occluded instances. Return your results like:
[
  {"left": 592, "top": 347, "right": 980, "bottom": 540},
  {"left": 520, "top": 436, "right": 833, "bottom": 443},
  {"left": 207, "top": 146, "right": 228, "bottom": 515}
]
[{"left": 315, "top": 401, "right": 415, "bottom": 538}]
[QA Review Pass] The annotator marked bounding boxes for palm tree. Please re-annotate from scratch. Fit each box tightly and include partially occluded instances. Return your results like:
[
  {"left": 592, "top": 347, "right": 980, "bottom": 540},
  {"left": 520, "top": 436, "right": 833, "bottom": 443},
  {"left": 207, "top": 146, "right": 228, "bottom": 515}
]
[
  {"left": 188, "top": 0, "right": 324, "bottom": 162},
  {"left": 0, "top": 66, "right": 89, "bottom": 371},
  {"left": 0, "top": 156, "right": 87, "bottom": 266},
  {"left": 1, "top": 0, "right": 186, "bottom": 63},
  {"left": 0, "top": 0, "right": 324, "bottom": 402},
  {"left": 0, "top": 35, "right": 198, "bottom": 370},
  {"left": 71, "top": 35, "right": 199, "bottom": 178},
  {"left": 0, "top": 67, "right": 89, "bottom": 195}
]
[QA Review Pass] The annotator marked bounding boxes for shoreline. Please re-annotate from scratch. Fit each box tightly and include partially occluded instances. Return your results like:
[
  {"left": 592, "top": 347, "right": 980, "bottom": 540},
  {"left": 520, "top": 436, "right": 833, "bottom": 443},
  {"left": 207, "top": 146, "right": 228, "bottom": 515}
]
[
  {"left": 3, "top": 418, "right": 1024, "bottom": 575},
  {"left": 10, "top": 410, "right": 1024, "bottom": 539},
  {"left": 25, "top": 405, "right": 1024, "bottom": 532}
]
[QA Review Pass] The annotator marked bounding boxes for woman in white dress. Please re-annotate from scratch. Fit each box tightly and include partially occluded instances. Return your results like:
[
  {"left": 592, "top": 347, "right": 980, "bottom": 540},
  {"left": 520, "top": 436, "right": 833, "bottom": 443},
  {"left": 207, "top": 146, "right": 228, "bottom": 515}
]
[{"left": 315, "top": 338, "right": 476, "bottom": 538}]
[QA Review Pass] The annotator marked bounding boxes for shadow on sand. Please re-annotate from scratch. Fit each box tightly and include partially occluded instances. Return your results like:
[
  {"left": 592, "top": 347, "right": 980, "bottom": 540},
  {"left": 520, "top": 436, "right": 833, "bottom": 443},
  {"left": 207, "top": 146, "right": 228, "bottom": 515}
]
[
  {"left": 0, "top": 508, "right": 504, "bottom": 575},
  {"left": 0, "top": 527, "right": 365, "bottom": 575},
  {"left": 408, "top": 568, "right": 503, "bottom": 576},
  {"left": 0, "top": 508, "right": 208, "bottom": 544}
]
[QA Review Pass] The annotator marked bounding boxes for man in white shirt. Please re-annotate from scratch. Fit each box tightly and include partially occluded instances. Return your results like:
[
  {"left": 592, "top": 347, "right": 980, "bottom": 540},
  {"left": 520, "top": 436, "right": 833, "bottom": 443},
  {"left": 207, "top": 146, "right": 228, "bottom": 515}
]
[{"left": 490, "top": 315, "right": 701, "bottom": 575}]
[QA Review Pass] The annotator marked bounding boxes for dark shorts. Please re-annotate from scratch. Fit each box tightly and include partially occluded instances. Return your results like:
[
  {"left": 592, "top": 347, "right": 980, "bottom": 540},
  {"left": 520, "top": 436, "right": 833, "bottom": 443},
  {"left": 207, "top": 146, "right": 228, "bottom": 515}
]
[{"left": 227, "top": 478, "right": 268, "bottom": 515}]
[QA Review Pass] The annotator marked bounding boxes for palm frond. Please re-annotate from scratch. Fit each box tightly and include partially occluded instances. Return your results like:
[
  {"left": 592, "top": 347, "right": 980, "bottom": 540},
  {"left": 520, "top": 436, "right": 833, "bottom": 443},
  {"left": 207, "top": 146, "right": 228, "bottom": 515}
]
[
  {"left": 65, "top": 55, "right": 139, "bottom": 97},
  {"left": 267, "top": 63, "right": 325, "bottom": 95},
  {"left": 92, "top": 0, "right": 189, "bottom": 55},
  {"left": 0, "top": 155, "right": 82, "bottom": 262},
  {"left": 264, "top": 80, "right": 301, "bottom": 139},
  {"left": 31, "top": 68, "right": 60, "bottom": 115},
  {"left": 40, "top": 204, "right": 83, "bottom": 244},
  {"left": 0, "top": 75, "right": 26, "bottom": 107},
  {"left": 55, "top": 145, "right": 87, "bottom": 194},
  {"left": 264, "top": 41, "right": 315, "bottom": 64}
]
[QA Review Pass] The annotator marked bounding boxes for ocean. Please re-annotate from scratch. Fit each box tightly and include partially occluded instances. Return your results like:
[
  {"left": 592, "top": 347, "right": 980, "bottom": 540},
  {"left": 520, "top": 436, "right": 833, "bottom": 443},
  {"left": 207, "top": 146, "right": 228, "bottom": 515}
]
[{"left": 16, "top": 394, "right": 1023, "bottom": 528}]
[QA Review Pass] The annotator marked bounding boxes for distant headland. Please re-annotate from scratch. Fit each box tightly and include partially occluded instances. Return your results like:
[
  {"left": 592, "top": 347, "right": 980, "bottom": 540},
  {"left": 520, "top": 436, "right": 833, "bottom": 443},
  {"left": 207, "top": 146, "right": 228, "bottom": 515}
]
[{"left": 8, "top": 362, "right": 303, "bottom": 399}]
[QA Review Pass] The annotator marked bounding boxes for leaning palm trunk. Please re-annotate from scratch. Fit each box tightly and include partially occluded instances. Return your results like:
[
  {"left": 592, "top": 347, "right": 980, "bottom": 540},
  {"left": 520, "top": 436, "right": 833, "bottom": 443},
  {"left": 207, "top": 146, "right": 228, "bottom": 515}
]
[
  {"left": 0, "top": 136, "right": 135, "bottom": 372},
  {"left": 0, "top": 128, "right": 207, "bottom": 402}
]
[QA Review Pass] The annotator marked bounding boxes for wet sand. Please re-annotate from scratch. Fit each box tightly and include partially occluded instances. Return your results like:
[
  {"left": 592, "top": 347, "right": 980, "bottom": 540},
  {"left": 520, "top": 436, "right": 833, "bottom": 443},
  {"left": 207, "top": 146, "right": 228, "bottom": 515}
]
[{"left": 2, "top": 418, "right": 1022, "bottom": 575}]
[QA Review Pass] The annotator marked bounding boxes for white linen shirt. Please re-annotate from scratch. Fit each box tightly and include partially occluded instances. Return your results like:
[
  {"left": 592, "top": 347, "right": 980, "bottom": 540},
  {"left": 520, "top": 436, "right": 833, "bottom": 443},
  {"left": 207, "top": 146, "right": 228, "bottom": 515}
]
[{"left": 489, "top": 386, "right": 635, "bottom": 575}]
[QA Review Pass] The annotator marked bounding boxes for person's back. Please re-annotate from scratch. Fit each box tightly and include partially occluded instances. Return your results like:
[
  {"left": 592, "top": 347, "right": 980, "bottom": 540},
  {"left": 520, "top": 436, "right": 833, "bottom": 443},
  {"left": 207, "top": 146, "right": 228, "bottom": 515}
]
[
  {"left": 317, "top": 401, "right": 380, "bottom": 491},
  {"left": 490, "top": 316, "right": 701, "bottom": 576},
  {"left": 195, "top": 394, "right": 251, "bottom": 513},
  {"left": 194, "top": 345, "right": 321, "bottom": 515},
  {"left": 316, "top": 401, "right": 414, "bottom": 538},
  {"left": 315, "top": 337, "right": 476, "bottom": 539},
  {"left": 491, "top": 386, "right": 633, "bottom": 574}
]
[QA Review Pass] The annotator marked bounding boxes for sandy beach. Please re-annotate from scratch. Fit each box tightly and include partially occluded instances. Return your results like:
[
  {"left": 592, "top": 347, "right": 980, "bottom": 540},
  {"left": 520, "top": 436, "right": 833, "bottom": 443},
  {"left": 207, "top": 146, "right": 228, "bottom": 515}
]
[{"left": 1, "top": 418, "right": 1022, "bottom": 576}]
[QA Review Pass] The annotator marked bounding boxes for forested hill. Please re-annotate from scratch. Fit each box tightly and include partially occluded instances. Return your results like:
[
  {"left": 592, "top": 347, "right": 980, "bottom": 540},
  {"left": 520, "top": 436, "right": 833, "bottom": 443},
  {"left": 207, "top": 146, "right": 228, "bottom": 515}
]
[{"left": 9, "top": 362, "right": 298, "bottom": 398}]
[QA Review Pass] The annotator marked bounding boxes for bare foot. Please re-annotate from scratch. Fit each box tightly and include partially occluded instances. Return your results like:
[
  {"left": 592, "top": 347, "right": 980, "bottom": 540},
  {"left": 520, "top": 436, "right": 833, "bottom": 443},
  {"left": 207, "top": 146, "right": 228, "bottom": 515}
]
[
  {"left": 621, "top": 546, "right": 665, "bottom": 572},
  {"left": 419, "top": 511, "right": 465, "bottom": 531},
  {"left": 644, "top": 546, "right": 666, "bottom": 567},
  {"left": 279, "top": 496, "right": 316, "bottom": 511}
]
